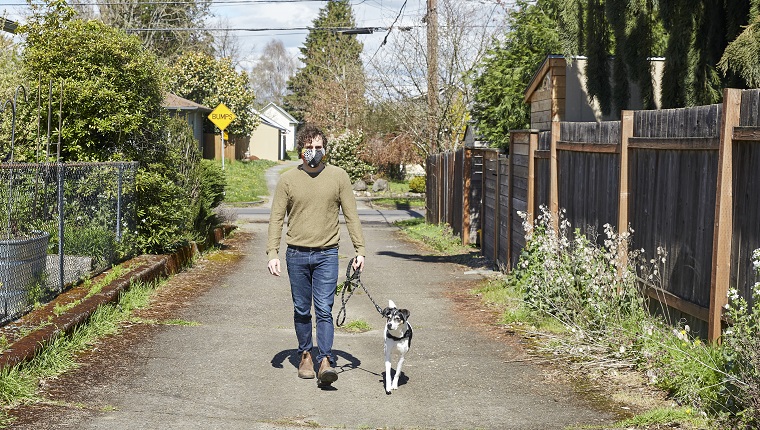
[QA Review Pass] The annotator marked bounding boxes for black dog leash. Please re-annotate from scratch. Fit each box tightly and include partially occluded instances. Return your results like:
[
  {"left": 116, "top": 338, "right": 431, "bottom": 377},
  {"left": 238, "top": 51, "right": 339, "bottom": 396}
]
[{"left": 335, "top": 257, "right": 384, "bottom": 327}]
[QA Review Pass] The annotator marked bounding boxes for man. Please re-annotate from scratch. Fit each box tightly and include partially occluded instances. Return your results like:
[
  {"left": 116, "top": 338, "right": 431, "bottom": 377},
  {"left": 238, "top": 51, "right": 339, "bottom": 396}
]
[{"left": 266, "top": 124, "right": 366, "bottom": 387}]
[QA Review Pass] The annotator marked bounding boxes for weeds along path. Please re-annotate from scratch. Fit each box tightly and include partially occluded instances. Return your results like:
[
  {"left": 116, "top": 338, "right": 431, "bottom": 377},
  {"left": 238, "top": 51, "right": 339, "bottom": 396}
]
[{"left": 6, "top": 220, "right": 619, "bottom": 430}]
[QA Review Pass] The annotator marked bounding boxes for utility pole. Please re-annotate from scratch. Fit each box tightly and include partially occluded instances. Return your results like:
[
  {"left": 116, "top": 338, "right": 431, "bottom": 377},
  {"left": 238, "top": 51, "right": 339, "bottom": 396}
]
[{"left": 426, "top": 0, "right": 438, "bottom": 154}]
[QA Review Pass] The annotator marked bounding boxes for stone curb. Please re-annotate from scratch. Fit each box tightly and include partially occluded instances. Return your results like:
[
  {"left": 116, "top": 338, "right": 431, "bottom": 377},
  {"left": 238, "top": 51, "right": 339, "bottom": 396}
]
[{"left": 0, "top": 224, "right": 236, "bottom": 369}]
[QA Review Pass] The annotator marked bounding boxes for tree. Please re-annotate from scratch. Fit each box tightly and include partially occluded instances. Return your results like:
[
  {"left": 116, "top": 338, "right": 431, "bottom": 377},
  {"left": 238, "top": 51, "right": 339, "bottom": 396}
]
[
  {"left": 20, "top": 0, "right": 165, "bottom": 162},
  {"left": 471, "top": 0, "right": 561, "bottom": 149},
  {"left": 554, "top": 0, "right": 750, "bottom": 110},
  {"left": 165, "top": 51, "right": 258, "bottom": 136},
  {"left": 719, "top": 2, "right": 760, "bottom": 88},
  {"left": 249, "top": 39, "right": 297, "bottom": 107},
  {"left": 209, "top": 16, "right": 252, "bottom": 70},
  {"left": 17, "top": 1, "right": 223, "bottom": 254},
  {"left": 0, "top": 35, "right": 21, "bottom": 98},
  {"left": 94, "top": 0, "right": 213, "bottom": 61},
  {"left": 284, "top": 0, "right": 366, "bottom": 134},
  {"left": 368, "top": 0, "right": 506, "bottom": 155}
]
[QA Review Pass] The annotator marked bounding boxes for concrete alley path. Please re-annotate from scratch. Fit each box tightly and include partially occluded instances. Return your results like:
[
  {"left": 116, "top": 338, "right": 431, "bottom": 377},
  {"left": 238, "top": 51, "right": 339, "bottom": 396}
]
[
  {"left": 13, "top": 220, "right": 617, "bottom": 430},
  {"left": 6, "top": 162, "right": 618, "bottom": 429}
]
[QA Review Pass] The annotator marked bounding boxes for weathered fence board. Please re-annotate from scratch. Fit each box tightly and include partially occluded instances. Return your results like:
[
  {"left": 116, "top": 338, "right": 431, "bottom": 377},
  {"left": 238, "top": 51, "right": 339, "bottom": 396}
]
[
  {"left": 740, "top": 89, "right": 760, "bottom": 127},
  {"left": 732, "top": 94, "right": 760, "bottom": 305},
  {"left": 629, "top": 148, "right": 718, "bottom": 309}
]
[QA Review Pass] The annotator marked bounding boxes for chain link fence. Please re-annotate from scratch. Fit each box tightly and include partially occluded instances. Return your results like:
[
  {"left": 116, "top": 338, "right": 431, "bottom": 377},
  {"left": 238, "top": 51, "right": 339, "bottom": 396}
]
[{"left": 0, "top": 162, "right": 137, "bottom": 323}]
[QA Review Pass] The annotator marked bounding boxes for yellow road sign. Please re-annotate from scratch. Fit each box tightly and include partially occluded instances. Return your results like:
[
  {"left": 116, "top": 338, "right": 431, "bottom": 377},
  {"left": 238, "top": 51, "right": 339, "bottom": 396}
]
[{"left": 209, "top": 103, "right": 236, "bottom": 131}]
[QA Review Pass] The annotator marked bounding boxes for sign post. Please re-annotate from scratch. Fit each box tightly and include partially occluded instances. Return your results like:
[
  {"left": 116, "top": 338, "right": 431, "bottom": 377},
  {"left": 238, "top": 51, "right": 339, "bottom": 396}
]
[{"left": 208, "top": 103, "right": 236, "bottom": 170}]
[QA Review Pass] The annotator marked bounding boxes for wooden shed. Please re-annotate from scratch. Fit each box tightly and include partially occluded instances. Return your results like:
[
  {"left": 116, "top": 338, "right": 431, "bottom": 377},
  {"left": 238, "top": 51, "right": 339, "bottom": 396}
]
[{"left": 524, "top": 55, "right": 665, "bottom": 130}]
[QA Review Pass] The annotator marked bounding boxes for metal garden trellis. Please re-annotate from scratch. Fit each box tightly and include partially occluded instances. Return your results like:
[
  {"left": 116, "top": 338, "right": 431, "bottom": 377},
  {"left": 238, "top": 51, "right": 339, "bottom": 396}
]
[{"left": 0, "top": 84, "right": 52, "bottom": 318}]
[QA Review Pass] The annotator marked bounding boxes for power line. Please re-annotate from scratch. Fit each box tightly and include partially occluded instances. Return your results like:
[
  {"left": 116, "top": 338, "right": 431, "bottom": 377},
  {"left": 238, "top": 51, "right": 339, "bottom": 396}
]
[{"left": 123, "top": 25, "right": 420, "bottom": 32}]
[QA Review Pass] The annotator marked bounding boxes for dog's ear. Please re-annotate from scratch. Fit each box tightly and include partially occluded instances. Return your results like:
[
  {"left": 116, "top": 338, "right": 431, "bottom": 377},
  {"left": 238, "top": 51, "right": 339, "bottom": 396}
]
[
  {"left": 388, "top": 299, "right": 396, "bottom": 309},
  {"left": 381, "top": 307, "right": 391, "bottom": 317},
  {"left": 399, "top": 309, "right": 410, "bottom": 321}
]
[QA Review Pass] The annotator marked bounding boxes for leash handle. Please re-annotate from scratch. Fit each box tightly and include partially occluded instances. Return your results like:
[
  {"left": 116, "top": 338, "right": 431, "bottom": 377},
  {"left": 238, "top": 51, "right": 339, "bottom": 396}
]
[
  {"left": 336, "top": 257, "right": 380, "bottom": 327},
  {"left": 345, "top": 257, "right": 362, "bottom": 280}
]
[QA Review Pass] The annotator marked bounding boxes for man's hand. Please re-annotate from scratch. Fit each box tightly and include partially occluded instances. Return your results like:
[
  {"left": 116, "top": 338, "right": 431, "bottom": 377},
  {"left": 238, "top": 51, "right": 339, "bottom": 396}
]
[
  {"left": 267, "top": 258, "right": 281, "bottom": 276},
  {"left": 352, "top": 255, "right": 365, "bottom": 273}
]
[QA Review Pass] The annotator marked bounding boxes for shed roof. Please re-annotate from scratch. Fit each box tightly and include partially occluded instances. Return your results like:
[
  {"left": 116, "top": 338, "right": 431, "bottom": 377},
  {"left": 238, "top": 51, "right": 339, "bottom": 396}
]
[
  {"left": 523, "top": 54, "right": 567, "bottom": 103},
  {"left": 162, "top": 93, "right": 212, "bottom": 112}
]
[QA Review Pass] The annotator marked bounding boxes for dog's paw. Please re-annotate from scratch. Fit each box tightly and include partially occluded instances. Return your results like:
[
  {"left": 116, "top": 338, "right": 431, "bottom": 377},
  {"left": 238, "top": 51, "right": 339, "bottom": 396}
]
[{"left": 385, "top": 389, "right": 392, "bottom": 395}]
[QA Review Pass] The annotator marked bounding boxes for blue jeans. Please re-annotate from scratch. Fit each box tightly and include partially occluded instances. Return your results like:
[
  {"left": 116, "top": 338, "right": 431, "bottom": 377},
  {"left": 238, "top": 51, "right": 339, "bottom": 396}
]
[{"left": 285, "top": 246, "right": 339, "bottom": 366}]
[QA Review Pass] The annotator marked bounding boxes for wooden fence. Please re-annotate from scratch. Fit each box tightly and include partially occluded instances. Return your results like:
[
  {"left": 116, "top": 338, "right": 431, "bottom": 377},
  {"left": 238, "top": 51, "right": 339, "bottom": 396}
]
[{"left": 426, "top": 88, "right": 760, "bottom": 342}]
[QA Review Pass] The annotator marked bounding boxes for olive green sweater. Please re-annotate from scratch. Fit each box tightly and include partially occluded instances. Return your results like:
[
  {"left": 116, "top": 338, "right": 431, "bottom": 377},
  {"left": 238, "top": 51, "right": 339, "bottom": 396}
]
[{"left": 266, "top": 164, "right": 366, "bottom": 260}]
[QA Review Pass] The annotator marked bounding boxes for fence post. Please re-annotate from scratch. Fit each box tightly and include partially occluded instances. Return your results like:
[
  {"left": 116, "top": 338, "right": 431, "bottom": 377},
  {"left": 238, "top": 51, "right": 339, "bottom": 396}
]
[
  {"left": 708, "top": 88, "right": 741, "bottom": 343},
  {"left": 494, "top": 154, "right": 501, "bottom": 263},
  {"left": 462, "top": 148, "right": 471, "bottom": 245},
  {"left": 116, "top": 163, "right": 123, "bottom": 242},
  {"left": 550, "top": 120, "right": 560, "bottom": 231},
  {"left": 57, "top": 162, "right": 65, "bottom": 292},
  {"left": 618, "top": 111, "right": 634, "bottom": 278},
  {"left": 527, "top": 130, "right": 538, "bottom": 221}
]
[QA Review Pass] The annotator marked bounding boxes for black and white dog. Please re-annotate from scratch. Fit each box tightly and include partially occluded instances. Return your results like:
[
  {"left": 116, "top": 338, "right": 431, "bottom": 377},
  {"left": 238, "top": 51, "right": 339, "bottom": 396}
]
[{"left": 382, "top": 300, "right": 412, "bottom": 394}]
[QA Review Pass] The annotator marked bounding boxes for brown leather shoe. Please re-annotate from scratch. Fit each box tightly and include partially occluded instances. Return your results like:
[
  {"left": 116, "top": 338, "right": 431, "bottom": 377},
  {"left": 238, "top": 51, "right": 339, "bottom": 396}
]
[
  {"left": 317, "top": 357, "right": 338, "bottom": 386},
  {"left": 298, "top": 351, "right": 315, "bottom": 379}
]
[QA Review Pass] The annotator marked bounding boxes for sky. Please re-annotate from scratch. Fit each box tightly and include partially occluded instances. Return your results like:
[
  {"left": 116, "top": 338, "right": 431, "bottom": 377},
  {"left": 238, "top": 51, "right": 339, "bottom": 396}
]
[
  {"left": 209, "top": 0, "right": 422, "bottom": 69},
  {"left": 0, "top": 0, "right": 429, "bottom": 71}
]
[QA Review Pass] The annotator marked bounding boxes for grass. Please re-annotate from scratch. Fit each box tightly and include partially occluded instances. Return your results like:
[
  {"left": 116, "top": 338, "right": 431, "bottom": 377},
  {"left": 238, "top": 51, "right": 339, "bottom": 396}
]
[
  {"left": 53, "top": 265, "right": 128, "bottom": 316},
  {"left": 394, "top": 219, "right": 471, "bottom": 255},
  {"left": 214, "top": 159, "right": 277, "bottom": 203},
  {"left": 0, "top": 279, "right": 161, "bottom": 418},
  {"left": 616, "top": 407, "right": 708, "bottom": 428},
  {"left": 339, "top": 319, "right": 372, "bottom": 333},
  {"left": 388, "top": 180, "right": 410, "bottom": 193}
]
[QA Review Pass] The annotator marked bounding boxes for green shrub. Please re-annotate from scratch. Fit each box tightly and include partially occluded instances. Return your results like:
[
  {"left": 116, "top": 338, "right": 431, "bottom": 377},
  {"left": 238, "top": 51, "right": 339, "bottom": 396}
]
[
  {"left": 125, "top": 117, "right": 207, "bottom": 254},
  {"left": 327, "top": 130, "right": 376, "bottom": 182},
  {"left": 193, "top": 160, "right": 226, "bottom": 235},
  {"left": 408, "top": 176, "right": 426, "bottom": 193}
]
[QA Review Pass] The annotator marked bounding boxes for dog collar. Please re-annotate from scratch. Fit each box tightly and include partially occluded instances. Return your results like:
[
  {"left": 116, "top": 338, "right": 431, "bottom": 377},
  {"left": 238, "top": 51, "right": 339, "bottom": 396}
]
[{"left": 386, "top": 325, "right": 413, "bottom": 346}]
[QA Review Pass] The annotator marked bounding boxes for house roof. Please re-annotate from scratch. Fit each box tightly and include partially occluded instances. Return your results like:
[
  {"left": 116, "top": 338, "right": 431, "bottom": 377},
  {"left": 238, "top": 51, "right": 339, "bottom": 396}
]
[
  {"left": 262, "top": 102, "right": 298, "bottom": 124},
  {"left": 255, "top": 109, "right": 288, "bottom": 131},
  {"left": 1, "top": 17, "right": 18, "bottom": 34},
  {"left": 523, "top": 54, "right": 567, "bottom": 103},
  {"left": 162, "top": 93, "right": 212, "bottom": 112}
]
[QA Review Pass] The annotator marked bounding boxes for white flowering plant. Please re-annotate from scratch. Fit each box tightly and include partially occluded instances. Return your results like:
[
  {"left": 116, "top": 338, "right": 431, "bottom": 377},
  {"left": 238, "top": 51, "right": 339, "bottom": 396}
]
[
  {"left": 502, "top": 205, "right": 758, "bottom": 426},
  {"left": 511, "top": 206, "right": 648, "bottom": 336},
  {"left": 715, "top": 248, "right": 760, "bottom": 427}
]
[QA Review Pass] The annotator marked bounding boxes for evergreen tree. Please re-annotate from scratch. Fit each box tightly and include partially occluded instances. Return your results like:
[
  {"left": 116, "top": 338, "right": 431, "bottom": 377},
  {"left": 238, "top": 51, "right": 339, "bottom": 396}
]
[
  {"left": 718, "top": 0, "right": 759, "bottom": 88},
  {"left": 284, "top": 0, "right": 365, "bottom": 134},
  {"left": 585, "top": 0, "right": 612, "bottom": 115},
  {"left": 471, "top": 0, "right": 561, "bottom": 149}
]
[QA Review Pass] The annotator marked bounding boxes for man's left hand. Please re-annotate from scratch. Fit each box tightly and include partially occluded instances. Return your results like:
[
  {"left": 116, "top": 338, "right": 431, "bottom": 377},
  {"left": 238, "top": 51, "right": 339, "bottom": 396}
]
[{"left": 353, "top": 255, "right": 365, "bottom": 272}]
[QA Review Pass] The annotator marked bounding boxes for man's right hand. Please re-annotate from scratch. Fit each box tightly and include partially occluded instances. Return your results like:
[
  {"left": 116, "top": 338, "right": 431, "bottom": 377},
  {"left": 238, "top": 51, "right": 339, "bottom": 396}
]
[{"left": 267, "top": 258, "right": 281, "bottom": 276}]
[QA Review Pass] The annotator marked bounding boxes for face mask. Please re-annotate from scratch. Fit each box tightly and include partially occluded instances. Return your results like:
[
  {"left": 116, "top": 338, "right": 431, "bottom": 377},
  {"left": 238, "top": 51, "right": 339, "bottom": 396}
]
[{"left": 302, "top": 148, "right": 325, "bottom": 168}]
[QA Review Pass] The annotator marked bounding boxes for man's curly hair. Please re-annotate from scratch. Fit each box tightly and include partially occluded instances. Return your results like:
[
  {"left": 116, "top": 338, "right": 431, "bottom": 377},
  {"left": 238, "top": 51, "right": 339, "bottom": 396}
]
[{"left": 296, "top": 124, "right": 327, "bottom": 156}]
